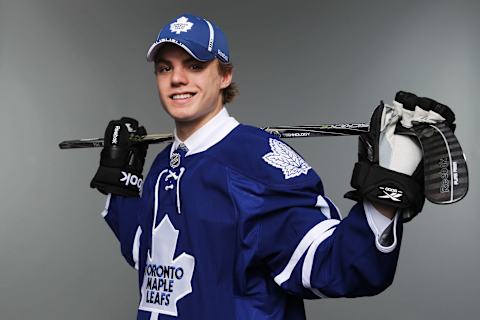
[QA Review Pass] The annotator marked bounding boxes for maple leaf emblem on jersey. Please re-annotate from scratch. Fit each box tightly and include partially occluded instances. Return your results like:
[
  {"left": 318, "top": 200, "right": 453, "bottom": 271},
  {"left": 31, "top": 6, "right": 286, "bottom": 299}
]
[
  {"left": 170, "top": 16, "right": 193, "bottom": 34},
  {"left": 262, "top": 138, "right": 312, "bottom": 179},
  {"left": 138, "top": 215, "right": 195, "bottom": 317}
]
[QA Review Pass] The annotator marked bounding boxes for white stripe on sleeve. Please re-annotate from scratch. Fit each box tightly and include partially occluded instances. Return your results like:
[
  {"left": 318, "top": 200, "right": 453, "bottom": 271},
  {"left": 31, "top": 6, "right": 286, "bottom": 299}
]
[
  {"left": 132, "top": 226, "right": 142, "bottom": 270},
  {"left": 274, "top": 219, "right": 340, "bottom": 286},
  {"left": 100, "top": 194, "right": 112, "bottom": 218},
  {"left": 302, "top": 227, "right": 336, "bottom": 296},
  {"left": 324, "top": 195, "right": 343, "bottom": 220},
  {"left": 315, "top": 195, "right": 331, "bottom": 219}
]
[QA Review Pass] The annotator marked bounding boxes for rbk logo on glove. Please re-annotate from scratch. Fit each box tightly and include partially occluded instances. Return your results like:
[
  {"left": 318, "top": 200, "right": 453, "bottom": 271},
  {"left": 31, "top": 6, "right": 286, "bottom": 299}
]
[{"left": 377, "top": 186, "right": 404, "bottom": 202}]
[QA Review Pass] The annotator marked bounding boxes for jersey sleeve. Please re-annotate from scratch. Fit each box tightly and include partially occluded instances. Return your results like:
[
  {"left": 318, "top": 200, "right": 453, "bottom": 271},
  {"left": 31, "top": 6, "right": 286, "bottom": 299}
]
[
  {"left": 227, "top": 136, "right": 402, "bottom": 299},
  {"left": 100, "top": 155, "right": 160, "bottom": 270},
  {"left": 102, "top": 194, "right": 143, "bottom": 269}
]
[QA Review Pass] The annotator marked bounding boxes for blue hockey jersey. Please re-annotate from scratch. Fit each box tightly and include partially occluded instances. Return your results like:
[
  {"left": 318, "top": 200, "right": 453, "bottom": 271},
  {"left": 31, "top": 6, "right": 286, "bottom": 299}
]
[{"left": 102, "top": 108, "right": 402, "bottom": 319}]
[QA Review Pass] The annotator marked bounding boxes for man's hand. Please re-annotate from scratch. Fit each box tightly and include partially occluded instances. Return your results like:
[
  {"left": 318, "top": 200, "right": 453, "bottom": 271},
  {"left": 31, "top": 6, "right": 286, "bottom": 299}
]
[
  {"left": 90, "top": 117, "right": 148, "bottom": 197},
  {"left": 345, "top": 91, "right": 455, "bottom": 222}
]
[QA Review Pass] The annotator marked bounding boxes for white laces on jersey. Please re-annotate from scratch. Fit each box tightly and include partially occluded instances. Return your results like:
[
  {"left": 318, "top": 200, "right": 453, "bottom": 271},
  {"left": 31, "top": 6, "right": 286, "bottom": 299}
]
[
  {"left": 154, "top": 144, "right": 188, "bottom": 222},
  {"left": 154, "top": 167, "right": 186, "bottom": 218},
  {"left": 174, "top": 167, "right": 185, "bottom": 214}
]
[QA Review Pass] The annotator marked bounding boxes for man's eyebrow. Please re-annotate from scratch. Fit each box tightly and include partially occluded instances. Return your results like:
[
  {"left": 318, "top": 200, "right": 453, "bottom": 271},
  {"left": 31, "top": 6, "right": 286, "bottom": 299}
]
[
  {"left": 155, "top": 58, "right": 171, "bottom": 65},
  {"left": 183, "top": 57, "right": 199, "bottom": 63},
  {"left": 155, "top": 57, "right": 203, "bottom": 64}
]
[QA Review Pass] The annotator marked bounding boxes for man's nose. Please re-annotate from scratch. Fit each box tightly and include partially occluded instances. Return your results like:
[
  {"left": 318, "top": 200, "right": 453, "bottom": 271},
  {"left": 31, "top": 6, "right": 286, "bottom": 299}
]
[{"left": 171, "top": 67, "right": 188, "bottom": 86}]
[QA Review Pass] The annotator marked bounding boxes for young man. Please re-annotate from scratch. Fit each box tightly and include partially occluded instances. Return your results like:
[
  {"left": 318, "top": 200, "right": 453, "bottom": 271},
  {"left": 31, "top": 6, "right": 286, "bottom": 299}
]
[{"left": 91, "top": 13, "right": 451, "bottom": 320}]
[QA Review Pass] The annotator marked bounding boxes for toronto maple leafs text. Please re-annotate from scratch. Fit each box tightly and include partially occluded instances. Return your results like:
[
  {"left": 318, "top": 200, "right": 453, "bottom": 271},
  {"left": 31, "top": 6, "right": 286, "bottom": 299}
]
[{"left": 144, "top": 263, "right": 185, "bottom": 306}]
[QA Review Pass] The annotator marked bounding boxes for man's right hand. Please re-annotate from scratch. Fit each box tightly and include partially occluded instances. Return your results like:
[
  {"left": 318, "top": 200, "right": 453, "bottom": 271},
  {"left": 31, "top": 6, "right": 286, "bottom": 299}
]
[{"left": 90, "top": 117, "right": 148, "bottom": 197}]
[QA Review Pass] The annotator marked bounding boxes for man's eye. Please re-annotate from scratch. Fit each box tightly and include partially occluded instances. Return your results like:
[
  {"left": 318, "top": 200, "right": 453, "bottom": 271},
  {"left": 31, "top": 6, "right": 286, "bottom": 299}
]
[
  {"left": 156, "top": 66, "right": 170, "bottom": 73},
  {"left": 190, "top": 63, "right": 204, "bottom": 70}
]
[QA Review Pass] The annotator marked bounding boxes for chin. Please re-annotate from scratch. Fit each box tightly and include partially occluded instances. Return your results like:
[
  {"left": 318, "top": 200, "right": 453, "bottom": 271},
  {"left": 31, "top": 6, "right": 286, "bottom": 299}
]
[
  {"left": 162, "top": 103, "right": 194, "bottom": 119},
  {"left": 168, "top": 109, "right": 199, "bottom": 122}
]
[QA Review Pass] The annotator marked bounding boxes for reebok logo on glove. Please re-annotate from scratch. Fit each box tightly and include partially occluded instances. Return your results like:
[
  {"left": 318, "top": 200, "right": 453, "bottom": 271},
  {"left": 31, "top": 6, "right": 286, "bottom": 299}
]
[
  {"left": 120, "top": 171, "right": 143, "bottom": 190},
  {"left": 112, "top": 125, "right": 121, "bottom": 144},
  {"left": 377, "top": 186, "right": 403, "bottom": 202}
]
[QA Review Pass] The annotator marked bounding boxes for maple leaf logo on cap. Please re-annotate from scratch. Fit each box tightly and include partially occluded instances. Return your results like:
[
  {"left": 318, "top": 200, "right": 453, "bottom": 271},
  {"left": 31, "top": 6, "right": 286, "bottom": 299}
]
[
  {"left": 170, "top": 16, "right": 193, "bottom": 35},
  {"left": 262, "top": 138, "right": 312, "bottom": 179}
]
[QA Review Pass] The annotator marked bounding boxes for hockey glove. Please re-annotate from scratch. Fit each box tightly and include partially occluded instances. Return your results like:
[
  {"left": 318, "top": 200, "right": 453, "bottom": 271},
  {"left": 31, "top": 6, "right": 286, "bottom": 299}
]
[
  {"left": 91, "top": 117, "right": 148, "bottom": 197},
  {"left": 345, "top": 91, "right": 455, "bottom": 222}
]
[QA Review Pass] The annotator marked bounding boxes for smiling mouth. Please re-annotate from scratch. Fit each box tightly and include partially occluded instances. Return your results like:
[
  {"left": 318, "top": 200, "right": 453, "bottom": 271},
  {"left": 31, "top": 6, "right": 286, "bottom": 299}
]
[{"left": 171, "top": 93, "right": 196, "bottom": 100}]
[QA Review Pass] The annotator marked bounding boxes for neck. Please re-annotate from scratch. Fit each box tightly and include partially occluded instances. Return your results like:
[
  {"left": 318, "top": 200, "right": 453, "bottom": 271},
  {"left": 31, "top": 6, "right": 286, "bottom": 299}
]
[
  {"left": 175, "top": 107, "right": 223, "bottom": 141},
  {"left": 175, "top": 123, "right": 199, "bottom": 141}
]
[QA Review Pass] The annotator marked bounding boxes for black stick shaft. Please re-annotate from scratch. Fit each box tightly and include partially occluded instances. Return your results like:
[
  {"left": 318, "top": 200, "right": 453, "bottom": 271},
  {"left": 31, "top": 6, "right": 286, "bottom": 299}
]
[{"left": 58, "top": 123, "right": 370, "bottom": 149}]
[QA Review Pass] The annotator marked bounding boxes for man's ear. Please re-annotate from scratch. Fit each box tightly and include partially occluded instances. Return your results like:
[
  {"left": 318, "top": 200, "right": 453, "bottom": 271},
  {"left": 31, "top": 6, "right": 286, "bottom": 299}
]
[{"left": 220, "top": 67, "right": 233, "bottom": 89}]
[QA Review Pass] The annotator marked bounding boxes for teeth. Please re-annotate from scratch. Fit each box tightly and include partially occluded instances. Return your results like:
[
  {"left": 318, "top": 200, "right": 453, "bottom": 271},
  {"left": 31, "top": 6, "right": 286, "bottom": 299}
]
[{"left": 172, "top": 93, "right": 193, "bottom": 100}]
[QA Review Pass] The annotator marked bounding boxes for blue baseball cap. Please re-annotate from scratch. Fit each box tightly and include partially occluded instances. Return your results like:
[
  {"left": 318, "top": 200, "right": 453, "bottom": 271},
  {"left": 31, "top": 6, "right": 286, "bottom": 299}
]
[{"left": 146, "top": 14, "right": 230, "bottom": 63}]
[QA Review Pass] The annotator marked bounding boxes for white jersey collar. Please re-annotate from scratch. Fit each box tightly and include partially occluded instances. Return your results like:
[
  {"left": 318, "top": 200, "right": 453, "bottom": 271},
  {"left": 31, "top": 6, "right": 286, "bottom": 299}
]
[{"left": 170, "top": 107, "right": 239, "bottom": 157}]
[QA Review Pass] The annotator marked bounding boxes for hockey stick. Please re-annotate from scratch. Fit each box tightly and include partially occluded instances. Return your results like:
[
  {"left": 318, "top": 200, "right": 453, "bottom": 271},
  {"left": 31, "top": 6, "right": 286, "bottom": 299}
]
[
  {"left": 58, "top": 123, "right": 370, "bottom": 149},
  {"left": 58, "top": 121, "right": 468, "bottom": 204}
]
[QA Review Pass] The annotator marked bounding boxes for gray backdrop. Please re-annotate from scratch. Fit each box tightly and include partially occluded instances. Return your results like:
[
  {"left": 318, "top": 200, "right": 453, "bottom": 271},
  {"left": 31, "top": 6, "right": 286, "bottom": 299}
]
[{"left": 1, "top": 0, "right": 478, "bottom": 319}]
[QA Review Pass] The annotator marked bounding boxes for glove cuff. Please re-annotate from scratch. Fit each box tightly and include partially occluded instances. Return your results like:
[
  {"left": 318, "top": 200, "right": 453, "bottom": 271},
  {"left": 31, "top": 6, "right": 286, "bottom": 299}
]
[
  {"left": 346, "top": 161, "right": 424, "bottom": 215},
  {"left": 91, "top": 165, "right": 143, "bottom": 197}
]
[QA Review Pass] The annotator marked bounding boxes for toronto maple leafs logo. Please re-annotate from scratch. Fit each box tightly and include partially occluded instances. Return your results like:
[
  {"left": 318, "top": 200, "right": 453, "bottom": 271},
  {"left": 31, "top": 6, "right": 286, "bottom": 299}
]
[
  {"left": 170, "top": 16, "right": 193, "bottom": 34},
  {"left": 138, "top": 215, "right": 195, "bottom": 317},
  {"left": 262, "top": 138, "right": 312, "bottom": 179}
]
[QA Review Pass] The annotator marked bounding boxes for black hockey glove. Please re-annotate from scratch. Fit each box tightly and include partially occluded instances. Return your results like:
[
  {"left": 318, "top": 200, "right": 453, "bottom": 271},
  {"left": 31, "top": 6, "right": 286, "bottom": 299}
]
[
  {"left": 345, "top": 91, "right": 455, "bottom": 222},
  {"left": 90, "top": 117, "right": 148, "bottom": 197},
  {"left": 394, "top": 91, "right": 456, "bottom": 132}
]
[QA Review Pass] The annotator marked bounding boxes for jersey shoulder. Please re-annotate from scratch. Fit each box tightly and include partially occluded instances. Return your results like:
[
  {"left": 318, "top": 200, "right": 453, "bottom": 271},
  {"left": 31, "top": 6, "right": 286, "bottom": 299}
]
[{"left": 209, "top": 124, "right": 320, "bottom": 188}]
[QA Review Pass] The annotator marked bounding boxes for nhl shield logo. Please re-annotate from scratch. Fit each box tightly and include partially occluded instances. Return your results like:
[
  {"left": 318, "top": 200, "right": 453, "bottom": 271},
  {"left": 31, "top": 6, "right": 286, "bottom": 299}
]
[
  {"left": 170, "top": 153, "right": 181, "bottom": 168},
  {"left": 170, "top": 17, "right": 193, "bottom": 35}
]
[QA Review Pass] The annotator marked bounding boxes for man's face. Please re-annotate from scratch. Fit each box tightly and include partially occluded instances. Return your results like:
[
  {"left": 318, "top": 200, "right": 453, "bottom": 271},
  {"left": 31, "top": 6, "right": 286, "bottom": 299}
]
[{"left": 154, "top": 44, "right": 232, "bottom": 133}]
